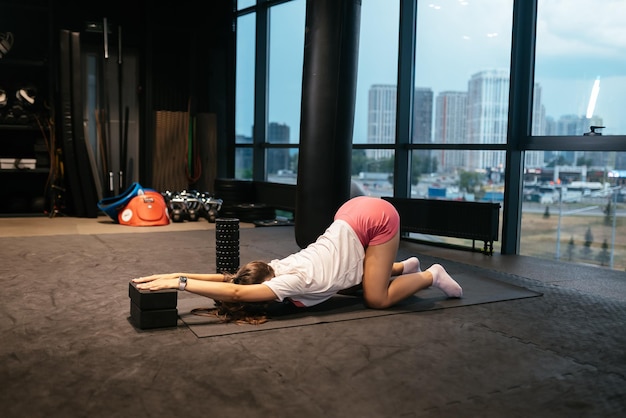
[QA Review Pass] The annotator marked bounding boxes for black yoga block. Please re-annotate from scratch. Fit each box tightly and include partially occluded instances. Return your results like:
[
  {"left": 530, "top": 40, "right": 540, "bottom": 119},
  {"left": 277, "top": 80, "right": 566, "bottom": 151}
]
[
  {"left": 130, "top": 301, "right": 178, "bottom": 330},
  {"left": 128, "top": 281, "right": 177, "bottom": 310}
]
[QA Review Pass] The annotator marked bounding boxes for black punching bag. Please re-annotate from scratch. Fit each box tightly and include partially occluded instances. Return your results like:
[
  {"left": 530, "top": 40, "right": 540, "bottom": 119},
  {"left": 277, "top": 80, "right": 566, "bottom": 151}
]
[{"left": 295, "top": 0, "right": 361, "bottom": 248}]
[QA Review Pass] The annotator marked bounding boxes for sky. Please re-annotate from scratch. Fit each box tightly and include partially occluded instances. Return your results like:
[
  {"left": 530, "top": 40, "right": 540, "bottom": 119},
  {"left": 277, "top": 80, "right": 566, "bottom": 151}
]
[{"left": 237, "top": 0, "right": 626, "bottom": 140}]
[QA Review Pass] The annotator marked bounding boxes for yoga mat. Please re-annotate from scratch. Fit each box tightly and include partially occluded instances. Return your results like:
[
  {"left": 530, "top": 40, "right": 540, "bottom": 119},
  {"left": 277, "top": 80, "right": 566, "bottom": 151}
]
[{"left": 178, "top": 269, "right": 542, "bottom": 338}]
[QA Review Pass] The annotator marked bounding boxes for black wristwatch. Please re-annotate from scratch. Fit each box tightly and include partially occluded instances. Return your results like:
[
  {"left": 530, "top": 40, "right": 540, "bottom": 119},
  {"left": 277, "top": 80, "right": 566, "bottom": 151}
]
[{"left": 178, "top": 276, "right": 188, "bottom": 291}]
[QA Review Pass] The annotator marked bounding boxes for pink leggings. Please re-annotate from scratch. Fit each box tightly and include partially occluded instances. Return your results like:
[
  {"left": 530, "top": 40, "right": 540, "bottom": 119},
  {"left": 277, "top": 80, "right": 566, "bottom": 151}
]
[{"left": 334, "top": 196, "right": 400, "bottom": 247}]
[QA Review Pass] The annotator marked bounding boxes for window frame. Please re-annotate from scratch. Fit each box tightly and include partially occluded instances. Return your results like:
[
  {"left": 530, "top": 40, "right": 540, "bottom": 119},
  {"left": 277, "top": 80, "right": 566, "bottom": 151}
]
[{"left": 232, "top": 0, "right": 626, "bottom": 256}]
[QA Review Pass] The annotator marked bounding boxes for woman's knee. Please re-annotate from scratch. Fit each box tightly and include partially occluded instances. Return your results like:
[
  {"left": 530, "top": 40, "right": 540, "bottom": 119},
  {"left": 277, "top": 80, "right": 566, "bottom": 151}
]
[{"left": 363, "top": 293, "right": 391, "bottom": 310}]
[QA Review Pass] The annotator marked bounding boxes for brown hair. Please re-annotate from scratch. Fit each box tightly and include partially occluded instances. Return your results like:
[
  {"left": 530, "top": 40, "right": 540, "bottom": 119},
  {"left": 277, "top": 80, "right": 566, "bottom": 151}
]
[{"left": 195, "top": 261, "right": 276, "bottom": 325}]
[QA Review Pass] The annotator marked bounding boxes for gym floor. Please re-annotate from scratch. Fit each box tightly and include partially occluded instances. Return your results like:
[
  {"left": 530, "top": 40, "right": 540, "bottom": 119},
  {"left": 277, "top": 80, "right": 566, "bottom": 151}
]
[{"left": 0, "top": 215, "right": 625, "bottom": 417}]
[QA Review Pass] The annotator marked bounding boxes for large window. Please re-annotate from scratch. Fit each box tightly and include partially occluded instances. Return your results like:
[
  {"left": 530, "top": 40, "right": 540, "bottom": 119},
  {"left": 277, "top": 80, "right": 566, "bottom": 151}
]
[
  {"left": 415, "top": 1, "right": 514, "bottom": 146},
  {"left": 520, "top": 151, "right": 626, "bottom": 269},
  {"left": 265, "top": 0, "right": 305, "bottom": 183},
  {"left": 519, "top": 0, "right": 626, "bottom": 267},
  {"left": 234, "top": 12, "right": 255, "bottom": 179},
  {"left": 267, "top": 0, "right": 305, "bottom": 146},
  {"left": 352, "top": 0, "right": 399, "bottom": 148},
  {"left": 408, "top": 2, "right": 513, "bottom": 252},
  {"left": 534, "top": 0, "right": 626, "bottom": 136},
  {"left": 233, "top": 0, "right": 626, "bottom": 271},
  {"left": 235, "top": 13, "right": 255, "bottom": 143},
  {"left": 234, "top": 0, "right": 304, "bottom": 182},
  {"left": 351, "top": 150, "right": 395, "bottom": 198}
]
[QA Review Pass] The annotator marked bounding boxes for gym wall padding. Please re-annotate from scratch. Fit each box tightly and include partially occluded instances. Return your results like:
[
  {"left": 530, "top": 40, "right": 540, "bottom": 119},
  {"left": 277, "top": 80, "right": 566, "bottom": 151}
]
[
  {"left": 295, "top": 0, "right": 361, "bottom": 248},
  {"left": 196, "top": 113, "right": 218, "bottom": 193},
  {"left": 152, "top": 110, "right": 190, "bottom": 192}
]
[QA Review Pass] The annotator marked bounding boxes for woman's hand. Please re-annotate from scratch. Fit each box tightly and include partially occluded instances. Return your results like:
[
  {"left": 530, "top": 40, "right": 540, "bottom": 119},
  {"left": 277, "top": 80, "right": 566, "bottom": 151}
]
[{"left": 132, "top": 273, "right": 179, "bottom": 290}]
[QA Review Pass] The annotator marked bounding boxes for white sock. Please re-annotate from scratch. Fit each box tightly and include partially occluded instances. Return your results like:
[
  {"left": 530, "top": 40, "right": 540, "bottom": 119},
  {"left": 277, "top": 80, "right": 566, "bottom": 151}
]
[
  {"left": 428, "top": 264, "right": 463, "bottom": 298},
  {"left": 401, "top": 257, "right": 421, "bottom": 274}
]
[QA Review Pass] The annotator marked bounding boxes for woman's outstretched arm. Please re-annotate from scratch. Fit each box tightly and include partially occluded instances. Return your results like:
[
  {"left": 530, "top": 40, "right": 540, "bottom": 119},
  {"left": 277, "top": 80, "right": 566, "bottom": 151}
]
[
  {"left": 134, "top": 272, "right": 226, "bottom": 282},
  {"left": 132, "top": 276, "right": 277, "bottom": 303}
]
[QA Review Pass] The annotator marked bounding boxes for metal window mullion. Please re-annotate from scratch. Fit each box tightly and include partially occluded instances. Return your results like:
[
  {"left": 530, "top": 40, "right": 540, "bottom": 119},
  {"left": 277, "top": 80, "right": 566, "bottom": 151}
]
[
  {"left": 394, "top": 0, "right": 417, "bottom": 198},
  {"left": 253, "top": 2, "right": 269, "bottom": 180},
  {"left": 502, "top": 0, "right": 538, "bottom": 254}
]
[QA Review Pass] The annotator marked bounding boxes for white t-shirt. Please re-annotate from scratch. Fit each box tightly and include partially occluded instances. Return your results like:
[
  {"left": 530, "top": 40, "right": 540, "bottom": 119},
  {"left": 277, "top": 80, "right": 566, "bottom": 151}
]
[{"left": 262, "top": 220, "right": 365, "bottom": 307}]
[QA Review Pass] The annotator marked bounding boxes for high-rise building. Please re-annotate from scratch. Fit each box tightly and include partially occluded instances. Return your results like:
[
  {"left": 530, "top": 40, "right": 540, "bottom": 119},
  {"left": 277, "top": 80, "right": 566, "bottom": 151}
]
[
  {"left": 367, "top": 85, "right": 434, "bottom": 161},
  {"left": 432, "top": 70, "right": 546, "bottom": 174},
  {"left": 434, "top": 91, "right": 468, "bottom": 172},
  {"left": 267, "top": 122, "right": 290, "bottom": 175},
  {"left": 467, "top": 69, "right": 510, "bottom": 171},
  {"left": 370, "top": 73, "right": 551, "bottom": 175},
  {"left": 367, "top": 84, "right": 396, "bottom": 160},
  {"left": 526, "top": 83, "right": 546, "bottom": 169},
  {"left": 413, "top": 87, "right": 433, "bottom": 144}
]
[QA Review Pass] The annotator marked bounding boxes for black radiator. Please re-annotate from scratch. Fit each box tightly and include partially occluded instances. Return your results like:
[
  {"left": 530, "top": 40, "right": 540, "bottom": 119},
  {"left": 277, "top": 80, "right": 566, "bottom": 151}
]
[{"left": 383, "top": 197, "right": 501, "bottom": 255}]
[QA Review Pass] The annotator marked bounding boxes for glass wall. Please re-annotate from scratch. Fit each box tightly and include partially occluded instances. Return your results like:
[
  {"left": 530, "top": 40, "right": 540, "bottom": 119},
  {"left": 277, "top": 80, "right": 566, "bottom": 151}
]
[
  {"left": 266, "top": 148, "right": 299, "bottom": 184},
  {"left": 234, "top": 11, "right": 255, "bottom": 180},
  {"left": 520, "top": 0, "right": 626, "bottom": 267},
  {"left": 520, "top": 151, "right": 626, "bottom": 269},
  {"left": 235, "top": 13, "right": 255, "bottom": 146},
  {"left": 233, "top": 0, "right": 626, "bottom": 271},
  {"left": 414, "top": 1, "right": 514, "bottom": 147},
  {"left": 534, "top": 0, "right": 626, "bottom": 136},
  {"left": 234, "top": 0, "right": 305, "bottom": 183},
  {"left": 267, "top": 0, "right": 305, "bottom": 146},
  {"left": 352, "top": 0, "right": 399, "bottom": 148},
  {"left": 265, "top": 0, "right": 305, "bottom": 183},
  {"left": 351, "top": 150, "right": 395, "bottom": 198},
  {"left": 403, "top": 150, "right": 505, "bottom": 252}
]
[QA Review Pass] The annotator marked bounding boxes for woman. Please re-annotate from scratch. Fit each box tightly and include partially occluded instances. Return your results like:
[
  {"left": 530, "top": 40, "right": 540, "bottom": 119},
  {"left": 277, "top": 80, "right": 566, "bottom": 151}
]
[{"left": 133, "top": 196, "right": 462, "bottom": 323}]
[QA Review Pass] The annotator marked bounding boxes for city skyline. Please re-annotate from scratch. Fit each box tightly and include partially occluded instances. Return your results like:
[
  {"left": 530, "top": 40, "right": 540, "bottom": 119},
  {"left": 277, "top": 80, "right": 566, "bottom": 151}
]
[
  {"left": 240, "top": 68, "right": 609, "bottom": 174},
  {"left": 236, "top": 0, "right": 625, "bottom": 143}
]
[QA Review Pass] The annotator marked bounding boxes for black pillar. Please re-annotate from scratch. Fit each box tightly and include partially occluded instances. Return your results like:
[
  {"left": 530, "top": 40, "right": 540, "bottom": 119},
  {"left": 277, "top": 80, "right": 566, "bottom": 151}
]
[{"left": 295, "top": 0, "right": 361, "bottom": 248}]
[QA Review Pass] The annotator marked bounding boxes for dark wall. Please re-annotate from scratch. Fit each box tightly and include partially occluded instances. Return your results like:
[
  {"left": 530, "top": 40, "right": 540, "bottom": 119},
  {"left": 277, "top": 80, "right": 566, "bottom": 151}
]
[
  {"left": 52, "top": 1, "right": 147, "bottom": 50},
  {"left": 51, "top": 0, "right": 231, "bottom": 107},
  {"left": 50, "top": 0, "right": 232, "bottom": 184}
]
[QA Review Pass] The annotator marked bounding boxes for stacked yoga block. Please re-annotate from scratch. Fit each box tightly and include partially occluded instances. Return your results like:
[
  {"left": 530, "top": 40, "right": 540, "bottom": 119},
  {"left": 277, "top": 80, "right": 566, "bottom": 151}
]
[
  {"left": 127, "top": 218, "right": 240, "bottom": 329},
  {"left": 128, "top": 281, "right": 178, "bottom": 329}
]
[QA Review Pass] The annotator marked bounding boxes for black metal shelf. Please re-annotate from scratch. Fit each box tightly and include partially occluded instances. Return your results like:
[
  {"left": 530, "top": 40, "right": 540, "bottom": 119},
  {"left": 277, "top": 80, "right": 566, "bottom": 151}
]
[
  {"left": 0, "top": 58, "right": 48, "bottom": 68},
  {"left": 0, "top": 0, "right": 52, "bottom": 215},
  {"left": 0, "top": 168, "right": 49, "bottom": 174},
  {"left": 0, "top": 124, "right": 43, "bottom": 131}
]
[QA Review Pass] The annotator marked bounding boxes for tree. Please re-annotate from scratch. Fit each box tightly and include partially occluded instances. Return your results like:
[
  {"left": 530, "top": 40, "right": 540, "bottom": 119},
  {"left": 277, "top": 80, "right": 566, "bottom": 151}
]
[
  {"left": 576, "top": 156, "right": 593, "bottom": 167},
  {"left": 378, "top": 157, "right": 394, "bottom": 173},
  {"left": 604, "top": 198, "right": 614, "bottom": 226},
  {"left": 410, "top": 154, "right": 438, "bottom": 186},
  {"left": 580, "top": 226, "right": 594, "bottom": 258},
  {"left": 458, "top": 170, "right": 483, "bottom": 194},
  {"left": 566, "top": 236, "right": 575, "bottom": 261},
  {"left": 238, "top": 168, "right": 253, "bottom": 180},
  {"left": 350, "top": 150, "right": 368, "bottom": 175},
  {"left": 597, "top": 238, "right": 610, "bottom": 266}
]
